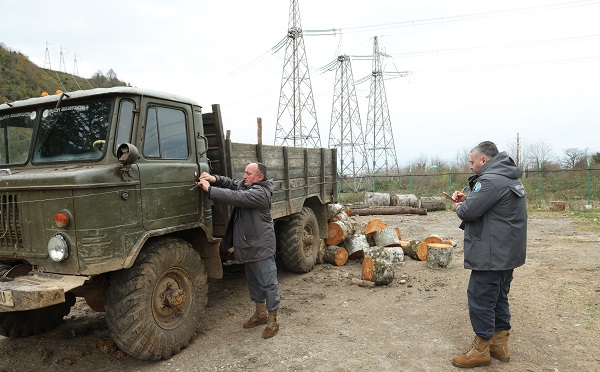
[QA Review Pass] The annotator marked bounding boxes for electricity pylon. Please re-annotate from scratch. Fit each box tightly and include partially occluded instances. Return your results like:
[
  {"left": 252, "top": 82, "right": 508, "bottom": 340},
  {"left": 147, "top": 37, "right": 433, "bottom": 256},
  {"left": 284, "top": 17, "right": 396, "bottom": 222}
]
[
  {"left": 274, "top": 0, "right": 321, "bottom": 148},
  {"left": 364, "top": 36, "right": 400, "bottom": 179},
  {"left": 44, "top": 41, "right": 52, "bottom": 70},
  {"left": 328, "top": 55, "right": 370, "bottom": 191}
]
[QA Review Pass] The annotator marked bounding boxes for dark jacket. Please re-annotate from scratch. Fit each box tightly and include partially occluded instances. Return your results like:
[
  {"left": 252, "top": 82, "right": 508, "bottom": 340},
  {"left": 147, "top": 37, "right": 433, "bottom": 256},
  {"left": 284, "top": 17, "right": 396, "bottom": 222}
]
[
  {"left": 456, "top": 152, "right": 527, "bottom": 271},
  {"left": 208, "top": 175, "right": 276, "bottom": 263}
]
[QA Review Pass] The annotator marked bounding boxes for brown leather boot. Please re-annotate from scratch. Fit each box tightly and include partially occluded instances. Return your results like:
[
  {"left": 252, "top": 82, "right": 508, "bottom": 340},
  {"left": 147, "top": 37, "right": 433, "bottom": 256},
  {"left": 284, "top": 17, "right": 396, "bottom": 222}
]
[
  {"left": 261, "top": 310, "right": 279, "bottom": 339},
  {"left": 243, "top": 302, "right": 267, "bottom": 329},
  {"left": 452, "top": 335, "right": 491, "bottom": 368},
  {"left": 490, "top": 330, "right": 510, "bottom": 362}
]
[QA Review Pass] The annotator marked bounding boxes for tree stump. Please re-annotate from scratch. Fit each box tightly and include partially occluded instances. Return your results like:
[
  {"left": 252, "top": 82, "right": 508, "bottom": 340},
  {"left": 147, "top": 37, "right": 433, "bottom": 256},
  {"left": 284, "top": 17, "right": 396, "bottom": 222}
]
[
  {"left": 323, "top": 245, "right": 348, "bottom": 266},
  {"left": 373, "top": 227, "right": 402, "bottom": 247},
  {"left": 346, "top": 234, "right": 369, "bottom": 260},
  {"left": 361, "top": 256, "right": 394, "bottom": 285},
  {"left": 426, "top": 243, "right": 453, "bottom": 269},
  {"left": 364, "top": 192, "right": 391, "bottom": 206},
  {"left": 403, "top": 240, "right": 421, "bottom": 260},
  {"left": 384, "top": 247, "right": 404, "bottom": 263},
  {"left": 325, "top": 220, "right": 354, "bottom": 246},
  {"left": 418, "top": 196, "right": 446, "bottom": 211},
  {"left": 390, "top": 194, "right": 418, "bottom": 207}
]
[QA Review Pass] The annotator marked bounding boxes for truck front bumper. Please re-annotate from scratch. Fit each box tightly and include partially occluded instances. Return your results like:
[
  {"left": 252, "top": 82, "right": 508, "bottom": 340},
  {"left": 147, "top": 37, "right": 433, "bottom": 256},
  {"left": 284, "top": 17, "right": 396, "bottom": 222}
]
[{"left": 0, "top": 273, "right": 89, "bottom": 312}]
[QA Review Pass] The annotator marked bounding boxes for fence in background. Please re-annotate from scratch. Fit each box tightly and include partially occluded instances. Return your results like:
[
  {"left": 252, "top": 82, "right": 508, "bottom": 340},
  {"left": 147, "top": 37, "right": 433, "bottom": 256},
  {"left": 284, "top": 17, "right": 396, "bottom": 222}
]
[{"left": 338, "top": 165, "right": 600, "bottom": 210}]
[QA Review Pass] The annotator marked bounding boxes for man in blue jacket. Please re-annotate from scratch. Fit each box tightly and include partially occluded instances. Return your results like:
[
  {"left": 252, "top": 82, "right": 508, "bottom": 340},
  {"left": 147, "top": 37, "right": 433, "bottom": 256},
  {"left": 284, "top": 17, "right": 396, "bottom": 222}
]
[
  {"left": 197, "top": 162, "right": 280, "bottom": 339},
  {"left": 450, "top": 141, "right": 527, "bottom": 368}
]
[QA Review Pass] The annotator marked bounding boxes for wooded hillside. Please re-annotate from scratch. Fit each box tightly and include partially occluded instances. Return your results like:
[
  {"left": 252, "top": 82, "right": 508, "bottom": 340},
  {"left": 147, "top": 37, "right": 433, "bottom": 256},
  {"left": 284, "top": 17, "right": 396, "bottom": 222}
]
[{"left": 0, "top": 43, "right": 128, "bottom": 103}]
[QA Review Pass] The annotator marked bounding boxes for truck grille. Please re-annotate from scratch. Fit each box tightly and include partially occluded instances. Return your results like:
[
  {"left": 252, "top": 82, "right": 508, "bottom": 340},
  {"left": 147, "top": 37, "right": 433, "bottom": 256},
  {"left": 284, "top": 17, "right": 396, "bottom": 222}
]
[{"left": 0, "top": 194, "right": 23, "bottom": 249}]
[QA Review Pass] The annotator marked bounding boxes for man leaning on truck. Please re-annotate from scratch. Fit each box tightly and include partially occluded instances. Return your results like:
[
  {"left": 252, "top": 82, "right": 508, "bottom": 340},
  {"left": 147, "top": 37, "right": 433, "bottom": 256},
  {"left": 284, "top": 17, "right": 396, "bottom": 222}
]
[{"left": 197, "top": 162, "right": 280, "bottom": 339}]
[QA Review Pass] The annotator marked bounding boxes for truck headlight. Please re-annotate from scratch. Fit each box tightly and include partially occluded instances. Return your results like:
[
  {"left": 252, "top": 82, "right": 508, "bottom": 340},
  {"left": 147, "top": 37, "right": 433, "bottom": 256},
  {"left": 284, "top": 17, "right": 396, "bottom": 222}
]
[{"left": 48, "top": 234, "right": 70, "bottom": 262}]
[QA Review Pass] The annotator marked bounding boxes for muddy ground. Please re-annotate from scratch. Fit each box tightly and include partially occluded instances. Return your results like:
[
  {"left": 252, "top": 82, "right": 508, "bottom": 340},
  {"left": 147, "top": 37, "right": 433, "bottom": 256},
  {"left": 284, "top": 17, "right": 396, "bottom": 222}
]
[{"left": 0, "top": 210, "right": 599, "bottom": 372}]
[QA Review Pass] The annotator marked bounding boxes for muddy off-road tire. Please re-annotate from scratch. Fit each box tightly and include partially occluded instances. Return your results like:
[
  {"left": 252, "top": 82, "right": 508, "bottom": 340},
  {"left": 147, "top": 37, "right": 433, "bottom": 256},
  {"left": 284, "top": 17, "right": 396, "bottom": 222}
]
[
  {"left": 278, "top": 207, "right": 320, "bottom": 273},
  {"left": 0, "top": 292, "right": 76, "bottom": 337},
  {"left": 105, "top": 237, "right": 208, "bottom": 360}
]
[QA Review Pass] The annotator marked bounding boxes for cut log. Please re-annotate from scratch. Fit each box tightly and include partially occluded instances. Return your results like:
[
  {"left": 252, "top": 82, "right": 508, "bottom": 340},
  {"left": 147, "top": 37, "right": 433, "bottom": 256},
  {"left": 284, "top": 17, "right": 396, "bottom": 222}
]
[
  {"left": 349, "top": 206, "right": 427, "bottom": 216},
  {"left": 346, "top": 234, "right": 369, "bottom": 260},
  {"left": 361, "top": 256, "right": 394, "bottom": 285},
  {"left": 417, "top": 235, "right": 443, "bottom": 261},
  {"left": 548, "top": 201, "right": 566, "bottom": 212},
  {"left": 373, "top": 227, "right": 402, "bottom": 247},
  {"left": 325, "top": 220, "right": 355, "bottom": 246},
  {"left": 351, "top": 277, "right": 376, "bottom": 288},
  {"left": 323, "top": 245, "right": 348, "bottom": 266},
  {"left": 418, "top": 196, "right": 446, "bottom": 211},
  {"left": 364, "top": 192, "right": 391, "bottom": 206},
  {"left": 330, "top": 210, "right": 350, "bottom": 222},
  {"left": 327, "top": 203, "right": 345, "bottom": 220},
  {"left": 365, "top": 218, "right": 387, "bottom": 237},
  {"left": 365, "top": 246, "right": 405, "bottom": 263},
  {"left": 426, "top": 243, "right": 454, "bottom": 269},
  {"left": 390, "top": 194, "right": 418, "bottom": 207},
  {"left": 317, "top": 239, "right": 327, "bottom": 264},
  {"left": 394, "top": 227, "right": 402, "bottom": 241},
  {"left": 403, "top": 240, "right": 421, "bottom": 260}
]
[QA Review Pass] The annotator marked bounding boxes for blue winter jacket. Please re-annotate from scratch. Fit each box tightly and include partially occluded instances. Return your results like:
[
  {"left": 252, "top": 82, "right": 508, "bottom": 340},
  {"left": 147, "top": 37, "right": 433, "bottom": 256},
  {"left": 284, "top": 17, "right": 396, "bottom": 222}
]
[
  {"left": 208, "top": 176, "right": 276, "bottom": 263},
  {"left": 455, "top": 152, "right": 527, "bottom": 270}
]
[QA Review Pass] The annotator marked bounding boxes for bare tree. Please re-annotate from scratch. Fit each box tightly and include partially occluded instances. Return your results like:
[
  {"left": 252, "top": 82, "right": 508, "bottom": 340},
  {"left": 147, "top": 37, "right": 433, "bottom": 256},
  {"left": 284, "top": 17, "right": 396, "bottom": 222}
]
[
  {"left": 525, "top": 140, "right": 553, "bottom": 170},
  {"left": 561, "top": 148, "right": 590, "bottom": 169}
]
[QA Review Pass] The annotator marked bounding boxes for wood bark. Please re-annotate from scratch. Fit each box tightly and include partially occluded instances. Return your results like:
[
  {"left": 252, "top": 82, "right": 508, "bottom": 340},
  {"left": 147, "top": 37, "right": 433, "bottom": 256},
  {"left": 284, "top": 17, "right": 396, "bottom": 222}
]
[
  {"left": 403, "top": 240, "right": 421, "bottom": 260},
  {"left": 349, "top": 206, "right": 427, "bottom": 216},
  {"left": 426, "top": 243, "right": 454, "bottom": 269},
  {"left": 390, "top": 194, "right": 418, "bottom": 207},
  {"left": 323, "top": 245, "right": 348, "bottom": 266},
  {"left": 346, "top": 234, "right": 369, "bottom": 260},
  {"left": 364, "top": 246, "right": 404, "bottom": 263},
  {"left": 327, "top": 203, "right": 345, "bottom": 220},
  {"left": 365, "top": 218, "right": 387, "bottom": 237},
  {"left": 351, "top": 277, "right": 376, "bottom": 288},
  {"left": 330, "top": 210, "right": 350, "bottom": 222},
  {"left": 373, "top": 227, "right": 402, "bottom": 247},
  {"left": 364, "top": 192, "right": 391, "bottom": 206},
  {"left": 418, "top": 196, "right": 447, "bottom": 212},
  {"left": 324, "top": 220, "right": 355, "bottom": 246},
  {"left": 361, "top": 256, "right": 394, "bottom": 285}
]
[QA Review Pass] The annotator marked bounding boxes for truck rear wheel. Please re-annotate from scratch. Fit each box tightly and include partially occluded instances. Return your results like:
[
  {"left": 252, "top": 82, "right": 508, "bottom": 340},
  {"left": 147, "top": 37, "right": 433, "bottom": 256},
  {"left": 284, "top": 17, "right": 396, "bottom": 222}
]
[
  {"left": 0, "top": 292, "right": 76, "bottom": 337},
  {"left": 105, "top": 237, "right": 208, "bottom": 360},
  {"left": 278, "top": 207, "right": 320, "bottom": 273}
]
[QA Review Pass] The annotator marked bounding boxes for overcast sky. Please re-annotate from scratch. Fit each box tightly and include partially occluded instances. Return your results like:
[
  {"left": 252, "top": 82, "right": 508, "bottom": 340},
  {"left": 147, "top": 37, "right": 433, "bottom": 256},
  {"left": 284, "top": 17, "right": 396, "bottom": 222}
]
[{"left": 2, "top": 0, "right": 599, "bottom": 167}]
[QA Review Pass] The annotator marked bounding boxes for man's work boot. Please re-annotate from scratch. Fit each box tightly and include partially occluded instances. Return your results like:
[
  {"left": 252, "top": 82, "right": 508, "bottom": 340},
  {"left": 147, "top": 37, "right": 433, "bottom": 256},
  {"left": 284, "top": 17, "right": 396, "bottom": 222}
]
[
  {"left": 452, "top": 335, "right": 491, "bottom": 368},
  {"left": 243, "top": 302, "right": 267, "bottom": 329},
  {"left": 261, "top": 310, "right": 279, "bottom": 339},
  {"left": 490, "top": 330, "right": 511, "bottom": 362}
]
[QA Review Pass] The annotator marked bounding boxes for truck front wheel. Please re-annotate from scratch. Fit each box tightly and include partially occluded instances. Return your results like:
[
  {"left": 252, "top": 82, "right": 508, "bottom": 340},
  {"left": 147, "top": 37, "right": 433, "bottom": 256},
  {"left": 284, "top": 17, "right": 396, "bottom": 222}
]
[
  {"left": 105, "top": 237, "right": 208, "bottom": 360},
  {"left": 278, "top": 207, "right": 320, "bottom": 273}
]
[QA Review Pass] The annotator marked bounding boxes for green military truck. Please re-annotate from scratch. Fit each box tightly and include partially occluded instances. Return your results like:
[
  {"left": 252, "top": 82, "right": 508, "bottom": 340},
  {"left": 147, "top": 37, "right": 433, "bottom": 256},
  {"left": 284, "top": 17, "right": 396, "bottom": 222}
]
[{"left": 0, "top": 87, "right": 337, "bottom": 360}]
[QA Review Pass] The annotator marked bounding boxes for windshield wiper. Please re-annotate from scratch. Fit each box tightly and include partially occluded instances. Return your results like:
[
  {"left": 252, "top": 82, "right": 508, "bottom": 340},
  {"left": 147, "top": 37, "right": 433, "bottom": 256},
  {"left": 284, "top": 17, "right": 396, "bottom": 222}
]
[{"left": 37, "top": 92, "right": 70, "bottom": 150}]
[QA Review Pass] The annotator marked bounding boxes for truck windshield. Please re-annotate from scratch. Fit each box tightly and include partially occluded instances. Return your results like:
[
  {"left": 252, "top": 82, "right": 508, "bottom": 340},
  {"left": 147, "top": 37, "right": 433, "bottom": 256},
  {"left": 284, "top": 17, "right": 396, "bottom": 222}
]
[
  {"left": 0, "top": 110, "right": 36, "bottom": 165},
  {"left": 32, "top": 99, "right": 112, "bottom": 163}
]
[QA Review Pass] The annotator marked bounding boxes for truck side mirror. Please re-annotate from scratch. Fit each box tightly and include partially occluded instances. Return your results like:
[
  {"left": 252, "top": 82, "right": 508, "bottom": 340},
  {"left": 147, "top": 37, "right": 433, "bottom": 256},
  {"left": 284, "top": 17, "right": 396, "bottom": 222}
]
[{"left": 117, "top": 143, "right": 140, "bottom": 165}]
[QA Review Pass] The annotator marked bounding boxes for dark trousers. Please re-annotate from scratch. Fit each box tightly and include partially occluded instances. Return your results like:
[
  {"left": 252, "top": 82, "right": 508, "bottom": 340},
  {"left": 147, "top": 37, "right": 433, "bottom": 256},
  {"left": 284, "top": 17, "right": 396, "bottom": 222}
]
[
  {"left": 467, "top": 269, "right": 514, "bottom": 340},
  {"left": 245, "top": 255, "right": 281, "bottom": 312}
]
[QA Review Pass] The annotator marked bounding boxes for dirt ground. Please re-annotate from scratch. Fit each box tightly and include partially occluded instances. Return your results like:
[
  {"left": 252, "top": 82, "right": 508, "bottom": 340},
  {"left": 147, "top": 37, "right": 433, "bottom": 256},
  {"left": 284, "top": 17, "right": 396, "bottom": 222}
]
[{"left": 0, "top": 210, "right": 599, "bottom": 372}]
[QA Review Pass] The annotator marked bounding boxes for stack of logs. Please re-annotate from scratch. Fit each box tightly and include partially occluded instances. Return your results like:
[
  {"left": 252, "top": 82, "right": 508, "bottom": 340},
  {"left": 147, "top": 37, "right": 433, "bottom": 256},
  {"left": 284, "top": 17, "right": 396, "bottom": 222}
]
[{"left": 324, "top": 203, "right": 457, "bottom": 287}]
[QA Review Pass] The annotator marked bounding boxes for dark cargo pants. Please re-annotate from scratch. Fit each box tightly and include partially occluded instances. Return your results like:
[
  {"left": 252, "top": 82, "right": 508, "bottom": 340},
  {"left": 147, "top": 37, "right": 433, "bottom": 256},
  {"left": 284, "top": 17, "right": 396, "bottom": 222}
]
[
  {"left": 467, "top": 269, "right": 514, "bottom": 340},
  {"left": 245, "top": 255, "right": 281, "bottom": 311}
]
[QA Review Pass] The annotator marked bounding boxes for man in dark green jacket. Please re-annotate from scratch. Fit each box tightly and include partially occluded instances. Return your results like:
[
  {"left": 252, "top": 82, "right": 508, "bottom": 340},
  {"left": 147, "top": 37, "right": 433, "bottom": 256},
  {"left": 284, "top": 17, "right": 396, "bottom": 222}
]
[
  {"left": 450, "top": 141, "right": 527, "bottom": 368},
  {"left": 197, "top": 162, "right": 280, "bottom": 339}
]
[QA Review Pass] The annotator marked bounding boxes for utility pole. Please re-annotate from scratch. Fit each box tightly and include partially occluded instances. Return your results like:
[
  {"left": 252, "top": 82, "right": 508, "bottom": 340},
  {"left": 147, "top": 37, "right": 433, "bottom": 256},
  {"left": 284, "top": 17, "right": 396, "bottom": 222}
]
[
  {"left": 274, "top": 0, "right": 321, "bottom": 148},
  {"left": 364, "top": 36, "right": 400, "bottom": 180},
  {"left": 328, "top": 55, "right": 370, "bottom": 191}
]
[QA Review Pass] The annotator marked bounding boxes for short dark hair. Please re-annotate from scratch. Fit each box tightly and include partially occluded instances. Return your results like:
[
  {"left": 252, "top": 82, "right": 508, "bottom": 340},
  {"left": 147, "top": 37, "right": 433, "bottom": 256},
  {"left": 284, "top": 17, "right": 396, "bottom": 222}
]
[
  {"left": 471, "top": 141, "right": 499, "bottom": 158},
  {"left": 256, "top": 162, "right": 267, "bottom": 179}
]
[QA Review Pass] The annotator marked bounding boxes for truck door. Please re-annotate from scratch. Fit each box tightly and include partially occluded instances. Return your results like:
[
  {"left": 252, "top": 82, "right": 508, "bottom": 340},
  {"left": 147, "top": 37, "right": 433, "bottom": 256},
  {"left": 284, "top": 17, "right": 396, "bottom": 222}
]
[{"left": 137, "top": 99, "right": 200, "bottom": 230}]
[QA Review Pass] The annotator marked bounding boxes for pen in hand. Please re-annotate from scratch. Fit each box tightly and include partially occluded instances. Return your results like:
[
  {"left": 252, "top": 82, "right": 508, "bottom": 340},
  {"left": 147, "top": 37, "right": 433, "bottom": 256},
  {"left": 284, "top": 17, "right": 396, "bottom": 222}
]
[{"left": 460, "top": 186, "right": 468, "bottom": 193}]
